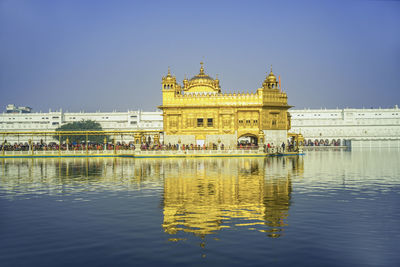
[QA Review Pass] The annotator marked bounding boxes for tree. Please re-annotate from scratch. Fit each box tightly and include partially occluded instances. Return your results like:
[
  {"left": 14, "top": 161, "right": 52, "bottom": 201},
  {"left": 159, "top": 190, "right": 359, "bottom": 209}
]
[{"left": 54, "top": 120, "right": 108, "bottom": 144}]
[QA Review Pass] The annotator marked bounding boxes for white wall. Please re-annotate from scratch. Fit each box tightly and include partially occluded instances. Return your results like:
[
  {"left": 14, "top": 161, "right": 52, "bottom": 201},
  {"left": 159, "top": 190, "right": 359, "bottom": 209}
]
[
  {"left": 0, "top": 110, "right": 163, "bottom": 143},
  {"left": 290, "top": 106, "right": 400, "bottom": 146}
]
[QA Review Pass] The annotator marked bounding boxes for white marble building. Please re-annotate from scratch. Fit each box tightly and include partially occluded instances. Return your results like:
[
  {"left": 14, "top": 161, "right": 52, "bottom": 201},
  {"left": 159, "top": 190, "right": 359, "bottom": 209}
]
[
  {"left": 290, "top": 106, "right": 400, "bottom": 147},
  {"left": 1, "top": 105, "right": 400, "bottom": 147},
  {"left": 0, "top": 109, "right": 163, "bottom": 144}
]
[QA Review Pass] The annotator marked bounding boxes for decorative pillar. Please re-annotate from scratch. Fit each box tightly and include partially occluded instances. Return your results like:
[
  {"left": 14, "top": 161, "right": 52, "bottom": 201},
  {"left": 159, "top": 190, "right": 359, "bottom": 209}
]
[
  {"left": 134, "top": 133, "right": 141, "bottom": 152},
  {"left": 86, "top": 133, "right": 89, "bottom": 155},
  {"left": 58, "top": 134, "right": 61, "bottom": 154},
  {"left": 28, "top": 139, "right": 32, "bottom": 154},
  {"left": 140, "top": 134, "right": 146, "bottom": 144},
  {"left": 2, "top": 134, "right": 5, "bottom": 155},
  {"left": 154, "top": 134, "right": 160, "bottom": 145},
  {"left": 134, "top": 133, "right": 141, "bottom": 145},
  {"left": 258, "top": 130, "right": 265, "bottom": 152},
  {"left": 298, "top": 133, "right": 304, "bottom": 153}
]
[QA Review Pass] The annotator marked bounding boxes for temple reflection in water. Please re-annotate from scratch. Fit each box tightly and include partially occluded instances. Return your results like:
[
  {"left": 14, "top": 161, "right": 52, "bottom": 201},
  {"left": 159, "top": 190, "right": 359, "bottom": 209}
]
[
  {"left": 0, "top": 156, "right": 303, "bottom": 238},
  {"left": 162, "top": 157, "right": 303, "bottom": 238}
]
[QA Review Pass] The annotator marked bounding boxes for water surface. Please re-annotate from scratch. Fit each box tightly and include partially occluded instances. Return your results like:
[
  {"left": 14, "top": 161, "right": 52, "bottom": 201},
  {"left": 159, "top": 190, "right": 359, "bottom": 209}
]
[{"left": 1, "top": 149, "right": 399, "bottom": 266}]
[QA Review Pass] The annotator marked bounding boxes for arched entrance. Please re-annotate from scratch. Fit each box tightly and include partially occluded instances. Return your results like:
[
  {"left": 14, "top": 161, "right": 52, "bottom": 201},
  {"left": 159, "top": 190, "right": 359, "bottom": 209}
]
[
  {"left": 196, "top": 135, "right": 205, "bottom": 146},
  {"left": 238, "top": 133, "right": 258, "bottom": 147}
]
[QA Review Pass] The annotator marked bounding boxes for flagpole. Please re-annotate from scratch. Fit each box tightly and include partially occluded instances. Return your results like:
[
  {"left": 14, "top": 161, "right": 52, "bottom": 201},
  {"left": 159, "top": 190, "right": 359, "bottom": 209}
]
[{"left": 279, "top": 75, "right": 281, "bottom": 91}]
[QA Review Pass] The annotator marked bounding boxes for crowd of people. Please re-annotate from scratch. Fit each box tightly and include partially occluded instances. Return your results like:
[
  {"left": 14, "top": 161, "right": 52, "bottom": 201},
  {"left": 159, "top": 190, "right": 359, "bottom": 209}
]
[
  {"left": 0, "top": 142, "right": 117, "bottom": 151},
  {"left": 263, "top": 141, "right": 300, "bottom": 153},
  {"left": 303, "top": 139, "right": 342, "bottom": 146},
  {"left": 1, "top": 140, "right": 304, "bottom": 153},
  {"left": 0, "top": 141, "right": 226, "bottom": 152}
]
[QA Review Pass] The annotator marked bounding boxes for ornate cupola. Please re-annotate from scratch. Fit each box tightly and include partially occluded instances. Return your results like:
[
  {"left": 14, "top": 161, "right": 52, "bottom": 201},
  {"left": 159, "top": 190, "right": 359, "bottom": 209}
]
[
  {"left": 162, "top": 67, "right": 181, "bottom": 95},
  {"left": 214, "top": 74, "right": 220, "bottom": 91},
  {"left": 185, "top": 62, "right": 221, "bottom": 93},
  {"left": 183, "top": 74, "right": 189, "bottom": 90},
  {"left": 262, "top": 65, "right": 279, "bottom": 90}
]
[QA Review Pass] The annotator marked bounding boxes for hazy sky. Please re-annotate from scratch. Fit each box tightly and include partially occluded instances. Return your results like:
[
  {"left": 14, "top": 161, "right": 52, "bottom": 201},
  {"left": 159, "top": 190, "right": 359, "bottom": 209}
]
[{"left": 1, "top": 0, "right": 399, "bottom": 112}]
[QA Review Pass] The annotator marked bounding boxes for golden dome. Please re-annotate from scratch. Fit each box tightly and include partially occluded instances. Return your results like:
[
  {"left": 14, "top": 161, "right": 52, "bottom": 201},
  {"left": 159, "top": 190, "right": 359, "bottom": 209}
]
[
  {"left": 267, "top": 65, "right": 277, "bottom": 83},
  {"left": 162, "top": 66, "right": 178, "bottom": 89},
  {"left": 186, "top": 62, "right": 220, "bottom": 93},
  {"left": 164, "top": 67, "right": 175, "bottom": 80},
  {"left": 262, "top": 65, "right": 280, "bottom": 90}
]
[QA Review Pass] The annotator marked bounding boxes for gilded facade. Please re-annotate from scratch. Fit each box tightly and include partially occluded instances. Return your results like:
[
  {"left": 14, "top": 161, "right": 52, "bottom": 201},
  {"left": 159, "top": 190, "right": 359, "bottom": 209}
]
[{"left": 159, "top": 63, "right": 292, "bottom": 147}]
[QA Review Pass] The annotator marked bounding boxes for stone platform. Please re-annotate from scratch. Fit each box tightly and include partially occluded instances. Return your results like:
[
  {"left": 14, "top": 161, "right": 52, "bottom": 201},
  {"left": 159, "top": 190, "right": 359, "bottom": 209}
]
[{"left": 0, "top": 149, "right": 304, "bottom": 159}]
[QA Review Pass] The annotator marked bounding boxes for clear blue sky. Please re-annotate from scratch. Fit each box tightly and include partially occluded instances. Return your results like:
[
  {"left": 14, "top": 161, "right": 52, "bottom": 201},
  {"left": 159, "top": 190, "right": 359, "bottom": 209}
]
[{"left": 1, "top": 0, "right": 399, "bottom": 112}]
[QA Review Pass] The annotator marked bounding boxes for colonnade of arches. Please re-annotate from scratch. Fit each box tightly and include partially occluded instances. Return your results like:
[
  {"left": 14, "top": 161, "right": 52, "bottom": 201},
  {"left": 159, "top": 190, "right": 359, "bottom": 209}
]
[{"left": 304, "top": 139, "right": 341, "bottom": 146}]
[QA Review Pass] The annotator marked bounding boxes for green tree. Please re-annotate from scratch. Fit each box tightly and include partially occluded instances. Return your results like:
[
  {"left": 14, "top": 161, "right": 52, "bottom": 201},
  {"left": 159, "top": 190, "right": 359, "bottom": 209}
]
[{"left": 54, "top": 120, "right": 108, "bottom": 144}]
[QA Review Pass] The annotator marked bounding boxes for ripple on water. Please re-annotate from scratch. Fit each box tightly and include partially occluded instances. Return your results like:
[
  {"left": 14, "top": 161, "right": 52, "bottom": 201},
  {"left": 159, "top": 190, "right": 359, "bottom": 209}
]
[{"left": 0, "top": 153, "right": 399, "bottom": 266}]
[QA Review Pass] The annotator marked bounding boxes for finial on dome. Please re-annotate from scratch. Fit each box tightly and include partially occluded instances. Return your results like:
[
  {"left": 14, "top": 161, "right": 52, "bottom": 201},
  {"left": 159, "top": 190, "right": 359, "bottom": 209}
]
[
  {"left": 270, "top": 64, "right": 273, "bottom": 73},
  {"left": 199, "top": 62, "right": 205, "bottom": 75},
  {"left": 215, "top": 74, "right": 219, "bottom": 80},
  {"left": 167, "top": 66, "right": 171, "bottom": 76}
]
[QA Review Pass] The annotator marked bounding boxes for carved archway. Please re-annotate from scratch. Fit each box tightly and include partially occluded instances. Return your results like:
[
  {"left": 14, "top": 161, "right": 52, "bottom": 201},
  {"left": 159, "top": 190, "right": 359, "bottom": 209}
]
[{"left": 238, "top": 133, "right": 258, "bottom": 145}]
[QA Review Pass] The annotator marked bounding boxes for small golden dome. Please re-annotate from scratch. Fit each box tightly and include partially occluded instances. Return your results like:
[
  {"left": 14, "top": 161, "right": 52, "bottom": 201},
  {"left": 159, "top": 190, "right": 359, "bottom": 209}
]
[
  {"left": 267, "top": 71, "right": 277, "bottom": 83},
  {"left": 165, "top": 66, "right": 174, "bottom": 80},
  {"left": 162, "top": 66, "right": 177, "bottom": 86},
  {"left": 186, "top": 62, "right": 219, "bottom": 93},
  {"left": 267, "top": 65, "right": 277, "bottom": 83},
  {"left": 189, "top": 62, "right": 214, "bottom": 81}
]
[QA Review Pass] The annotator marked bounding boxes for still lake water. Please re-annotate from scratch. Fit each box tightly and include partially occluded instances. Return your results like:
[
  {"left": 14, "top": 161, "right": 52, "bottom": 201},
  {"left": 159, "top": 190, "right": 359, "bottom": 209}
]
[{"left": 0, "top": 149, "right": 399, "bottom": 267}]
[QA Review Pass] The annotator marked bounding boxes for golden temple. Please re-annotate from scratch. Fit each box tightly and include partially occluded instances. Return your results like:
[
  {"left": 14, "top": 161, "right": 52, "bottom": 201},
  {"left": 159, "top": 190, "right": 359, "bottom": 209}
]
[{"left": 159, "top": 63, "right": 292, "bottom": 148}]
